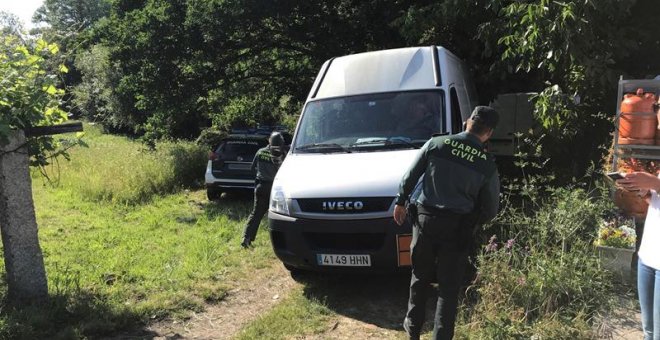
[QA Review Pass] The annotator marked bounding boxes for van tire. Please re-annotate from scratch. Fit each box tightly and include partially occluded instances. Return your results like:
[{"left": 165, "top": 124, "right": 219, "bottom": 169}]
[
  {"left": 207, "top": 189, "right": 222, "bottom": 201},
  {"left": 284, "top": 263, "right": 306, "bottom": 279}
]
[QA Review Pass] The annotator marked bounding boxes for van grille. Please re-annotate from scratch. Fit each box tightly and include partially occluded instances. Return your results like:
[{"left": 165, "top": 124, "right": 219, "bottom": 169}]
[
  {"left": 296, "top": 197, "right": 393, "bottom": 214},
  {"left": 303, "top": 232, "right": 385, "bottom": 251}
]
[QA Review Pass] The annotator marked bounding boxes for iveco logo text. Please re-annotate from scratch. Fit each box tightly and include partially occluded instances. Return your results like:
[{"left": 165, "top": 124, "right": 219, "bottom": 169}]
[{"left": 322, "top": 201, "right": 364, "bottom": 211}]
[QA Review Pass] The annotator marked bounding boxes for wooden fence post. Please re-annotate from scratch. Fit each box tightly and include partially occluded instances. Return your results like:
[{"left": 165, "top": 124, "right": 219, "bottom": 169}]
[{"left": 0, "top": 130, "right": 48, "bottom": 303}]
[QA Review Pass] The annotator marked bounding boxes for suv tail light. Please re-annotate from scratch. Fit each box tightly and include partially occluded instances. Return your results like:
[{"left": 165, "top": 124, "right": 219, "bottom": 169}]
[{"left": 208, "top": 151, "right": 218, "bottom": 161}]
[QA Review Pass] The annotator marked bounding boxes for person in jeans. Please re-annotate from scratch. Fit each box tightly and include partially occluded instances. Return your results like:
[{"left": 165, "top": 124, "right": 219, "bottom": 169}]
[
  {"left": 617, "top": 172, "right": 660, "bottom": 340},
  {"left": 241, "top": 132, "right": 287, "bottom": 248},
  {"left": 393, "top": 106, "right": 501, "bottom": 340}
]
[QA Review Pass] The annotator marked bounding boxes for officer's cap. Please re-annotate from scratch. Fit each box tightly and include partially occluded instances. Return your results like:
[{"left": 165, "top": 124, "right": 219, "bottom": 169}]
[
  {"left": 469, "top": 106, "right": 499, "bottom": 129},
  {"left": 269, "top": 132, "right": 285, "bottom": 147}
]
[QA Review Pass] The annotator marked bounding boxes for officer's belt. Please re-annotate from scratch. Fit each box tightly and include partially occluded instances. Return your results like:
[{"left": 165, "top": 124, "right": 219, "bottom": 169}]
[{"left": 416, "top": 204, "right": 465, "bottom": 217}]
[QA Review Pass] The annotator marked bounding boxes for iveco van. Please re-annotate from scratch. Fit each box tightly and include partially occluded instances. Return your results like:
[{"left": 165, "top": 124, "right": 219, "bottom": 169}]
[{"left": 268, "top": 46, "right": 478, "bottom": 272}]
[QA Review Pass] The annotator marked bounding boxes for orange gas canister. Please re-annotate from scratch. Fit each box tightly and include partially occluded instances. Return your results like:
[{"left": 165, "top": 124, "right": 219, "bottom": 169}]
[{"left": 619, "top": 88, "right": 657, "bottom": 141}]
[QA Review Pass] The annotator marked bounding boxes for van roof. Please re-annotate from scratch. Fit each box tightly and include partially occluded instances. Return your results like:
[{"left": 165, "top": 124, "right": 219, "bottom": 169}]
[{"left": 310, "top": 46, "right": 461, "bottom": 100}]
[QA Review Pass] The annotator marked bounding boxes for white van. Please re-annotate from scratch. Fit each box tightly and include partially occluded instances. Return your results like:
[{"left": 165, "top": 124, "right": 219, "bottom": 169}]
[{"left": 268, "top": 46, "right": 479, "bottom": 272}]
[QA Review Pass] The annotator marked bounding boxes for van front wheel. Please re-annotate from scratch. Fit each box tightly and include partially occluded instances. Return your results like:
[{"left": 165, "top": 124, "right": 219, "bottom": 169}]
[
  {"left": 284, "top": 263, "right": 307, "bottom": 280},
  {"left": 207, "top": 189, "right": 222, "bottom": 201}
]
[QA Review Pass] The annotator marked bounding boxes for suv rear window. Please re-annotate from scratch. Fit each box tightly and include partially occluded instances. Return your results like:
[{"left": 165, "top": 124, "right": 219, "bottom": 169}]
[{"left": 215, "top": 139, "right": 267, "bottom": 161}]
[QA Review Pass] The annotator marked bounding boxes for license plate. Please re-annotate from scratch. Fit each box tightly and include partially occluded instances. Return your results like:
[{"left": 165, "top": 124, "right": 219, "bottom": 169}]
[
  {"left": 227, "top": 163, "right": 250, "bottom": 170},
  {"left": 316, "top": 254, "right": 371, "bottom": 267}
]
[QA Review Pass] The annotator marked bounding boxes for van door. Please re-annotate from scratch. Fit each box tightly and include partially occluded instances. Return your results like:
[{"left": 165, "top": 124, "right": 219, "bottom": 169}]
[
  {"left": 449, "top": 87, "right": 463, "bottom": 134},
  {"left": 450, "top": 85, "right": 471, "bottom": 134}
]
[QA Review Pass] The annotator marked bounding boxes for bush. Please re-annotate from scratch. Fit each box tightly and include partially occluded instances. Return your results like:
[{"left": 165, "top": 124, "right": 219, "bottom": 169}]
[{"left": 457, "top": 187, "right": 614, "bottom": 338}]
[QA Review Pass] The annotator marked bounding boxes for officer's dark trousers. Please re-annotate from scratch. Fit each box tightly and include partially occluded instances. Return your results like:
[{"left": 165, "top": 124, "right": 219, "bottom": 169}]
[
  {"left": 405, "top": 208, "right": 471, "bottom": 340},
  {"left": 242, "top": 180, "right": 272, "bottom": 243}
]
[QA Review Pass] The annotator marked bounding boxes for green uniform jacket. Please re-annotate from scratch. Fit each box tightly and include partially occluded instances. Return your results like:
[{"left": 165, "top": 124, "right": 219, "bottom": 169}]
[
  {"left": 251, "top": 146, "right": 286, "bottom": 182},
  {"left": 396, "top": 132, "right": 500, "bottom": 224}
]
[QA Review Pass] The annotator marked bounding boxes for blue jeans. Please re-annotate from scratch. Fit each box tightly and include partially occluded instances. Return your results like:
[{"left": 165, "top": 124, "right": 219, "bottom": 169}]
[{"left": 638, "top": 259, "right": 660, "bottom": 340}]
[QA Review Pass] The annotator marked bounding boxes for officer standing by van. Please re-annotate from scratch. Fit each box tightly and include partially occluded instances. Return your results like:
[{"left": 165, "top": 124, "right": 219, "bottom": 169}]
[
  {"left": 241, "top": 131, "right": 287, "bottom": 248},
  {"left": 393, "top": 106, "right": 500, "bottom": 340}
]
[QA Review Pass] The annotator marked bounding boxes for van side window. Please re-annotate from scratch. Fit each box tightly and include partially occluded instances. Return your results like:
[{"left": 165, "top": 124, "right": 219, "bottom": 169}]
[{"left": 450, "top": 87, "right": 462, "bottom": 133}]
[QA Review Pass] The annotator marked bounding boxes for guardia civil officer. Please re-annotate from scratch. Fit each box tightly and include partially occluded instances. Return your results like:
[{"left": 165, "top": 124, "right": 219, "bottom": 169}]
[
  {"left": 241, "top": 131, "right": 287, "bottom": 248},
  {"left": 393, "top": 106, "right": 500, "bottom": 340}
]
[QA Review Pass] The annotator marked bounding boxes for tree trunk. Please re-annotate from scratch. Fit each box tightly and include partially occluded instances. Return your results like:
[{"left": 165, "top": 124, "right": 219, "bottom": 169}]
[{"left": 0, "top": 130, "right": 48, "bottom": 304}]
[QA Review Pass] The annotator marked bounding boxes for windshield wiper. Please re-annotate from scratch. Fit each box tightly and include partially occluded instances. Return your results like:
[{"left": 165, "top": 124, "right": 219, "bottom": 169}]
[
  {"left": 387, "top": 137, "right": 421, "bottom": 149},
  {"left": 295, "top": 143, "right": 352, "bottom": 153},
  {"left": 349, "top": 137, "right": 422, "bottom": 150},
  {"left": 349, "top": 138, "right": 388, "bottom": 147}
]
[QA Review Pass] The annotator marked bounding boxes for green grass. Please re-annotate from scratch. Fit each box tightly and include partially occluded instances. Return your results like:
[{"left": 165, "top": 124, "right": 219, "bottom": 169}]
[
  {"left": 36, "top": 123, "right": 208, "bottom": 204},
  {"left": 235, "top": 288, "right": 333, "bottom": 340},
  {"left": 0, "top": 125, "right": 279, "bottom": 338}
]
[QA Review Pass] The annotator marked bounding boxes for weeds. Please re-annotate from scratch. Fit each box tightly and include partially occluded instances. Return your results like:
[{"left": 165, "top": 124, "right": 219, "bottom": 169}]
[
  {"left": 36, "top": 123, "right": 208, "bottom": 205},
  {"left": 456, "top": 130, "right": 617, "bottom": 338},
  {"left": 456, "top": 186, "right": 614, "bottom": 338}
]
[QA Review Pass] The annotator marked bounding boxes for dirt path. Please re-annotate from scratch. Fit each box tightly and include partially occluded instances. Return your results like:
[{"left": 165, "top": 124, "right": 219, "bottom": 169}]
[
  {"left": 147, "top": 263, "right": 298, "bottom": 340},
  {"left": 110, "top": 265, "right": 643, "bottom": 340},
  {"left": 119, "top": 267, "right": 412, "bottom": 340},
  {"left": 595, "top": 288, "right": 643, "bottom": 340}
]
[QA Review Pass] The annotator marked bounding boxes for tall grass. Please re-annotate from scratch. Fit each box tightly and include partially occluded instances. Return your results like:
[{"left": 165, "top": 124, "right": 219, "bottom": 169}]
[
  {"left": 36, "top": 123, "right": 208, "bottom": 204},
  {"left": 456, "top": 186, "right": 615, "bottom": 338}
]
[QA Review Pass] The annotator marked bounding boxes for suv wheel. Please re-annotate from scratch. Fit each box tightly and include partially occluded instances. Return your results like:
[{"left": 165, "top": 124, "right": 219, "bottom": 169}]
[{"left": 207, "top": 189, "right": 222, "bottom": 201}]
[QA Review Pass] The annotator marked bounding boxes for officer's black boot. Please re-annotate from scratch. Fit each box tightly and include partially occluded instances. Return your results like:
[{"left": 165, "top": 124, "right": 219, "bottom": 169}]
[{"left": 403, "top": 317, "right": 420, "bottom": 340}]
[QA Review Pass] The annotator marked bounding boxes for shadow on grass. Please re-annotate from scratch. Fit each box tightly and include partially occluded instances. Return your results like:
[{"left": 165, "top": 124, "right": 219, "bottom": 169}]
[
  {"left": 203, "top": 190, "right": 254, "bottom": 222},
  {"left": 0, "top": 290, "right": 156, "bottom": 340},
  {"left": 295, "top": 271, "right": 421, "bottom": 331}
]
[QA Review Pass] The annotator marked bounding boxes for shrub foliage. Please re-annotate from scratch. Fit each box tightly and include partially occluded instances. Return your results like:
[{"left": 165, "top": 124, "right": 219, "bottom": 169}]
[{"left": 458, "top": 186, "right": 614, "bottom": 338}]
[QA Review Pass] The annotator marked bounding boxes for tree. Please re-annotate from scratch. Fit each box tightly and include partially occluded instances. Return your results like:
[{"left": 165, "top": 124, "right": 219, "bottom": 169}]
[
  {"left": 32, "top": 0, "right": 112, "bottom": 117},
  {"left": 72, "top": 44, "right": 123, "bottom": 129},
  {"left": 92, "top": 0, "right": 412, "bottom": 140},
  {"left": 0, "top": 31, "right": 74, "bottom": 304},
  {"left": 0, "top": 11, "right": 24, "bottom": 37},
  {"left": 33, "top": 0, "right": 110, "bottom": 33},
  {"left": 492, "top": 0, "right": 659, "bottom": 179},
  {"left": 0, "top": 36, "right": 68, "bottom": 145},
  {"left": 395, "top": 0, "right": 660, "bottom": 181},
  {"left": 76, "top": 0, "right": 660, "bottom": 183}
]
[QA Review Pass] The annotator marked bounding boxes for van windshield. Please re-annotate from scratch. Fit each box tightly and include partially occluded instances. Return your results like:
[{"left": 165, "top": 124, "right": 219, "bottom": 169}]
[{"left": 294, "top": 91, "right": 444, "bottom": 153}]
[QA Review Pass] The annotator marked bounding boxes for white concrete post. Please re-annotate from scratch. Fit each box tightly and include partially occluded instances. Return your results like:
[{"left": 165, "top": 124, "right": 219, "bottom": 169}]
[{"left": 0, "top": 130, "right": 48, "bottom": 303}]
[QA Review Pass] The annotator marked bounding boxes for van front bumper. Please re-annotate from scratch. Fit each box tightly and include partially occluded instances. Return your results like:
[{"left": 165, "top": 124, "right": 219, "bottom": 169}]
[{"left": 268, "top": 211, "right": 412, "bottom": 272}]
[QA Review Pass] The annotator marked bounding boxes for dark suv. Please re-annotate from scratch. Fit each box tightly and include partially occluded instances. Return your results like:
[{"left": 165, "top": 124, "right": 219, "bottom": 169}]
[{"left": 204, "top": 128, "right": 290, "bottom": 200}]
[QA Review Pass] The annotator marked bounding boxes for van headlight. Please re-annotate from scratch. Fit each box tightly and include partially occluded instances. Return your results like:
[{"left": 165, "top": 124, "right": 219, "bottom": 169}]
[{"left": 270, "top": 186, "right": 290, "bottom": 215}]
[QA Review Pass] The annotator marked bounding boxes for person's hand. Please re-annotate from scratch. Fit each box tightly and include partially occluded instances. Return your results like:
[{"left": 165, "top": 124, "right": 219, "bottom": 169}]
[
  {"left": 616, "top": 172, "right": 660, "bottom": 192},
  {"left": 637, "top": 189, "right": 651, "bottom": 197},
  {"left": 393, "top": 204, "right": 407, "bottom": 226}
]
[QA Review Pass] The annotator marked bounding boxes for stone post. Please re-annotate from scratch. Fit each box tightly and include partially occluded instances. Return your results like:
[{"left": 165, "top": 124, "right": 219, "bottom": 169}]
[{"left": 0, "top": 130, "right": 48, "bottom": 303}]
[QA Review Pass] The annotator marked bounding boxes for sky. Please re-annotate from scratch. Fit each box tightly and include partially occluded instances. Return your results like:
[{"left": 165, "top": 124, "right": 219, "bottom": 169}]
[{"left": 0, "top": 0, "right": 45, "bottom": 29}]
